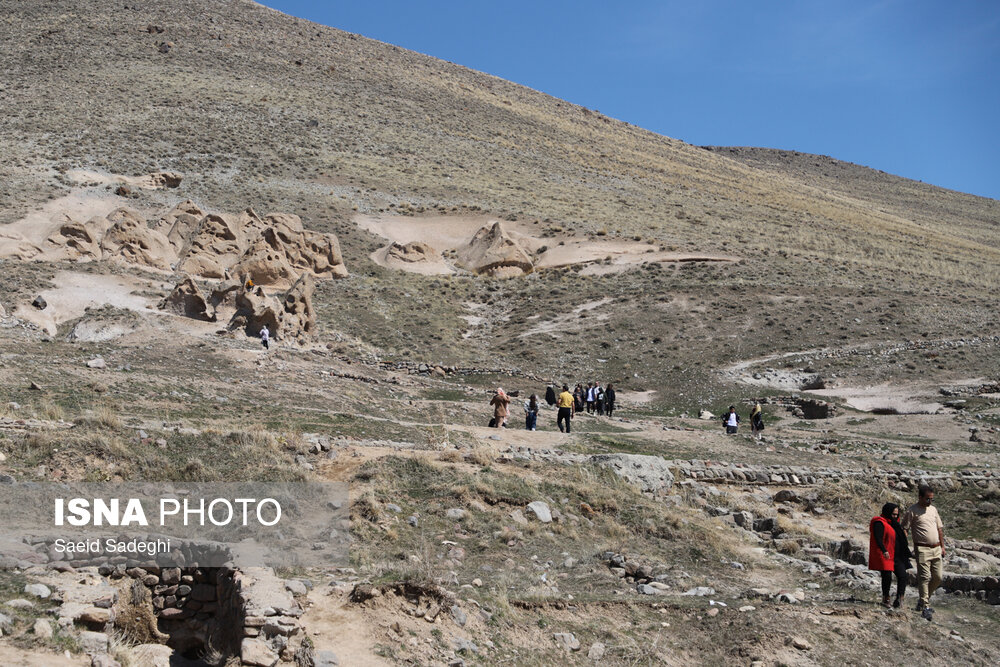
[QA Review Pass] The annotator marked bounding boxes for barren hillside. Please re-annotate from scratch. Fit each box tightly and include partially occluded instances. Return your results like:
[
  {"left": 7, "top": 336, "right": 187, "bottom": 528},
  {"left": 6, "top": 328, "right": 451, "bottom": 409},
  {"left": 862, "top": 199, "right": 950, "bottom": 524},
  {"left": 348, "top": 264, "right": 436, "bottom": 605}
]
[{"left": 0, "top": 1, "right": 999, "bottom": 666}]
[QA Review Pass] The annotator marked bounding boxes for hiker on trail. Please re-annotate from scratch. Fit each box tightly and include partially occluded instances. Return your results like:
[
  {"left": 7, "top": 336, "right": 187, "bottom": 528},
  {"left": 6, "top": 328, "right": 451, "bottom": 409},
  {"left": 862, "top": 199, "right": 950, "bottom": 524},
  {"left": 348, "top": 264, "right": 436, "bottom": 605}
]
[
  {"left": 722, "top": 406, "right": 740, "bottom": 434},
  {"left": 490, "top": 388, "right": 510, "bottom": 428},
  {"left": 545, "top": 384, "right": 556, "bottom": 407},
  {"left": 901, "top": 484, "right": 945, "bottom": 617},
  {"left": 595, "top": 383, "right": 605, "bottom": 416},
  {"left": 556, "top": 384, "right": 574, "bottom": 433},
  {"left": 259, "top": 325, "right": 270, "bottom": 350},
  {"left": 750, "top": 402, "right": 765, "bottom": 440},
  {"left": 585, "top": 383, "right": 596, "bottom": 413},
  {"left": 573, "top": 384, "right": 585, "bottom": 414},
  {"left": 524, "top": 394, "right": 539, "bottom": 431},
  {"left": 870, "top": 502, "right": 910, "bottom": 608},
  {"left": 605, "top": 384, "right": 616, "bottom": 418}
]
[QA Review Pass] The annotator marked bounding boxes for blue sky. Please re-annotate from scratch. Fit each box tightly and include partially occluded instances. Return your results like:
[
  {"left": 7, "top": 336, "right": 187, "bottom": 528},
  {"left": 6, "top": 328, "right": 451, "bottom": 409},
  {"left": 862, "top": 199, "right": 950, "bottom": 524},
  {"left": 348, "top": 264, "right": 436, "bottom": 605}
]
[{"left": 264, "top": 1, "right": 1000, "bottom": 200}]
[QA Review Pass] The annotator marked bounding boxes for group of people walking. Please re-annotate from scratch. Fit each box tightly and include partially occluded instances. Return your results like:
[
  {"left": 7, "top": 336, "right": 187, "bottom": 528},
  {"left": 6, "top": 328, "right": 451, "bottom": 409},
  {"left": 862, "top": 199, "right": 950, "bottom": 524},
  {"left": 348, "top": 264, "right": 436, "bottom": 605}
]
[
  {"left": 721, "top": 403, "right": 766, "bottom": 440},
  {"left": 548, "top": 382, "right": 616, "bottom": 433},
  {"left": 487, "top": 382, "right": 617, "bottom": 433},
  {"left": 868, "top": 484, "right": 946, "bottom": 618}
]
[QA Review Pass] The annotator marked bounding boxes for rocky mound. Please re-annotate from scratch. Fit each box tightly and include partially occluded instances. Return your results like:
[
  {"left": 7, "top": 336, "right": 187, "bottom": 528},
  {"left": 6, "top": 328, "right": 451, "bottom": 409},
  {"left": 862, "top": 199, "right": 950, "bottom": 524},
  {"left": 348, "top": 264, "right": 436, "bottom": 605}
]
[
  {"left": 456, "top": 221, "right": 534, "bottom": 277},
  {"left": 158, "top": 276, "right": 211, "bottom": 321},
  {"left": 386, "top": 241, "right": 440, "bottom": 265},
  {"left": 228, "top": 274, "right": 316, "bottom": 344},
  {"left": 30, "top": 201, "right": 347, "bottom": 287}
]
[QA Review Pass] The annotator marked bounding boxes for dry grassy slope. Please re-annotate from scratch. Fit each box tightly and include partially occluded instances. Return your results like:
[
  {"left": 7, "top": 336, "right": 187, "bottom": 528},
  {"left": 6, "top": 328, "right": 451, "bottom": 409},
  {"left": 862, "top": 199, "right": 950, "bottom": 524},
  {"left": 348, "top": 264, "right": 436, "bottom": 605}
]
[
  {"left": 1, "top": 0, "right": 998, "bottom": 400},
  {"left": 705, "top": 146, "right": 1000, "bottom": 249},
  {"left": 1, "top": 0, "right": 998, "bottom": 289}
]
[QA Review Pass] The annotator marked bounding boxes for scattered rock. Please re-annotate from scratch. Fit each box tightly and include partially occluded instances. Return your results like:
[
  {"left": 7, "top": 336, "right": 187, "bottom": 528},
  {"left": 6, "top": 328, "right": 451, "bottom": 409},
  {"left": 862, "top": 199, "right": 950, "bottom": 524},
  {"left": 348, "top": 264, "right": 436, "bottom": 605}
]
[
  {"left": 313, "top": 650, "right": 339, "bottom": 667},
  {"left": 284, "top": 580, "right": 308, "bottom": 596},
  {"left": 773, "top": 489, "right": 798, "bottom": 503},
  {"left": 86, "top": 357, "right": 107, "bottom": 369},
  {"left": 31, "top": 295, "right": 47, "bottom": 310},
  {"left": 553, "top": 632, "right": 581, "bottom": 651},
  {"left": 587, "top": 642, "right": 606, "bottom": 661},
  {"left": 445, "top": 508, "right": 467, "bottom": 520},
  {"left": 242, "top": 638, "right": 279, "bottom": 667},
  {"left": 590, "top": 453, "right": 674, "bottom": 493},
  {"left": 90, "top": 654, "right": 121, "bottom": 667},
  {"left": 791, "top": 637, "right": 812, "bottom": 651},
  {"left": 77, "top": 630, "right": 109, "bottom": 654},
  {"left": 24, "top": 583, "right": 51, "bottom": 599},
  {"left": 33, "top": 618, "right": 53, "bottom": 638},
  {"left": 526, "top": 501, "right": 552, "bottom": 523},
  {"left": 5, "top": 599, "right": 34, "bottom": 610}
]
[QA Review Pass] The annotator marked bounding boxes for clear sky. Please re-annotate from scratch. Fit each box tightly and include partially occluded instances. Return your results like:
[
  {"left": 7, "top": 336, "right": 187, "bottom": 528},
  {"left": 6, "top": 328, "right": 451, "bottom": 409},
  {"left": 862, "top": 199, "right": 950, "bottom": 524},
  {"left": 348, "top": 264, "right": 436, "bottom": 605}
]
[{"left": 263, "top": 1, "right": 1000, "bottom": 201}]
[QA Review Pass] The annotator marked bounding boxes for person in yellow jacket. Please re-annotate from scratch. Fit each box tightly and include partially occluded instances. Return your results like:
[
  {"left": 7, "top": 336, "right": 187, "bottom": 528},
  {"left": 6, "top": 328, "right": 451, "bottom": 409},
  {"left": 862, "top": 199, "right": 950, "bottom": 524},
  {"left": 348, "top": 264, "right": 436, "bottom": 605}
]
[{"left": 556, "top": 384, "right": 574, "bottom": 433}]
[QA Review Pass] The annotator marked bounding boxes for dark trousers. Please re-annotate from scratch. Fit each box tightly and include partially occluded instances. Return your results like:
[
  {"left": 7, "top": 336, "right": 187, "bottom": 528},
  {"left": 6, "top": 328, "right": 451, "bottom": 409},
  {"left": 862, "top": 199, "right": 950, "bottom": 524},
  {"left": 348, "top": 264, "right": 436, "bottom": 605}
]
[
  {"left": 525, "top": 411, "right": 537, "bottom": 430},
  {"left": 606, "top": 403, "right": 615, "bottom": 418},
  {"left": 881, "top": 564, "right": 908, "bottom": 599},
  {"left": 586, "top": 400, "right": 594, "bottom": 413},
  {"left": 596, "top": 400, "right": 604, "bottom": 416},
  {"left": 262, "top": 338, "right": 269, "bottom": 349},
  {"left": 557, "top": 408, "right": 572, "bottom": 433}
]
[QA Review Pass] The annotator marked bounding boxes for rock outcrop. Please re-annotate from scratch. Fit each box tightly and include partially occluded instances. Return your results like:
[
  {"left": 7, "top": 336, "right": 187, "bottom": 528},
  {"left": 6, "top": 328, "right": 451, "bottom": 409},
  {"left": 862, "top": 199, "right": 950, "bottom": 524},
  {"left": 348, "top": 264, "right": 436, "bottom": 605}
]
[
  {"left": 590, "top": 454, "right": 675, "bottom": 494},
  {"left": 228, "top": 274, "right": 316, "bottom": 343},
  {"left": 100, "top": 208, "right": 173, "bottom": 270},
  {"left": 457, "top": 221, "right": 534, "bottom": 277},
  {"left": 232, "top": 213, "right": 347, "bottom": 288},
  {"left": 278, "top": 273, "right": 316, "bottom": 341},
  {"left": 175, "top": 213, "right": 249, "bottom": 279},
  {"left": 386, "top": 241, "right": 440, "bottom": 265},
  {"left": 159, "top": 276, "right": 212, "bottom": 321},
  {"left": 31, "top": 202, "right": 348, "bottom": 286}
]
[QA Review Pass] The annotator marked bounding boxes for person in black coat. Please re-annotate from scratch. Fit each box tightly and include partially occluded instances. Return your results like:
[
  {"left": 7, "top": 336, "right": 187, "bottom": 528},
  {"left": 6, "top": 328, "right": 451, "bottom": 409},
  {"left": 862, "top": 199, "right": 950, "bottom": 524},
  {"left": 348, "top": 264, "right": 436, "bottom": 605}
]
[
  {"left": 545, "top": 385, "right": 556, "bottom": 407},
  {"left": 886, "top": 502, "right": 912, "bottom": 607},
  {"left": 605, "top": 384, "right": 617, "bottom": 418}
]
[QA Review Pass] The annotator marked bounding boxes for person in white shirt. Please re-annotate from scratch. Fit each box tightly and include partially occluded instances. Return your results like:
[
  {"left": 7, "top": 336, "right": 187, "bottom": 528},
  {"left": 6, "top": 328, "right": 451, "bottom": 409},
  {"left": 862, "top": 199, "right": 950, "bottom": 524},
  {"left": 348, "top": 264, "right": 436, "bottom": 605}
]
[
  {"left": 260, "top": 325, "right": 270, "bottom": 350},
  {"left": 722, "top": 405, "right": 740, "bottom": 434}
]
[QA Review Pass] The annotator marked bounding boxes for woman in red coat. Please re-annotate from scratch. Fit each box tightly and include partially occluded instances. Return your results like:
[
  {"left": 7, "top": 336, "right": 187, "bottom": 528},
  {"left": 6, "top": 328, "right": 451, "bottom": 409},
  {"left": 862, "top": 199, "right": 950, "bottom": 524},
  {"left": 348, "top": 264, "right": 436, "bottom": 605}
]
[{"left": 869, "top": 502, "right": 901, "bottom": 607}]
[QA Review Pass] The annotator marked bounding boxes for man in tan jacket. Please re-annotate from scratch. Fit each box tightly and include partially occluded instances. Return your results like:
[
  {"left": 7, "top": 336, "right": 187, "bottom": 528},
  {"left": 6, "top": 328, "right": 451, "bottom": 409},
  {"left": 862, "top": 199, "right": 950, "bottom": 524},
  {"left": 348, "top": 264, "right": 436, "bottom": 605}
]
[{"left": 900, "top": 484, "right": 945, "bottom": 616}]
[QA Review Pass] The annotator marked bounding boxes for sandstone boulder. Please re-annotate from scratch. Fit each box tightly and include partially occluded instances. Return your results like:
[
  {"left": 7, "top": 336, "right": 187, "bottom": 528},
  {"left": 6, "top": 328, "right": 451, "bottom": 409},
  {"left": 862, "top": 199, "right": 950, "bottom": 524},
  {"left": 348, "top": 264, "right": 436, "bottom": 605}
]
[
  {"left": 46, "top": 217, "right": 108, "bottom": 260},
  {"left": 229, "top": 285, "right": 281, "bottom": 339},
  {"left": 176, "top": 213, "right": 247, "bottom": 278},
  {"left": 159, "top": 276, "right": 212, "bottom": 321},
  {"left": 156, "top": 200, "right": 204, "bottom": 248},
  {"left": 232, "top": 213, "right": 347, "bottom": 287},
  {"left": 279, "top": 273, "right": 316, "bottom": 340},
  {"left": 387, "top": 241, "right": 440, "bottom": 265},
  {"left": 100, "top": 208, "right": 173, "bottom": 270},
  {"left": 457, "top": 221, "right": 533, "bottom": 277}
]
